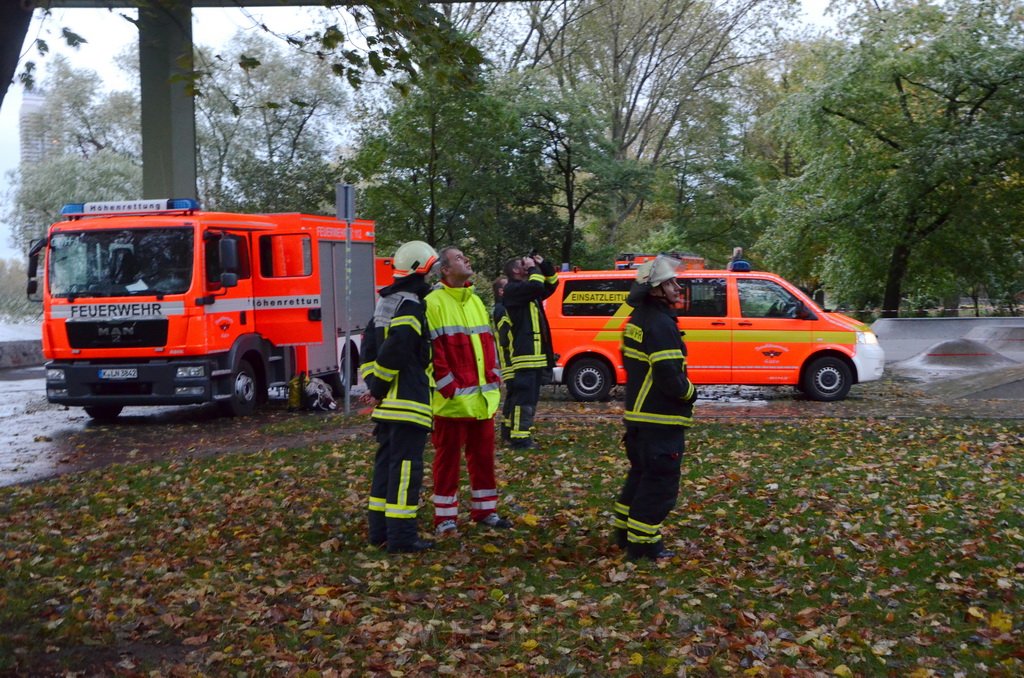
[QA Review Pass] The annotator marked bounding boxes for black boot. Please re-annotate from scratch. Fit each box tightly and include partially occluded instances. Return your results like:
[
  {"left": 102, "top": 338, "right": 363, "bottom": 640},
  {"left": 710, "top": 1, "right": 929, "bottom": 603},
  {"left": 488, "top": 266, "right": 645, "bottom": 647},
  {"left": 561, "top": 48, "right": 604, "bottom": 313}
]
[
  {"left": 386, "top": 517, "right": 435, "bottom": 554},
  {"left": 388, "top": 538, "right": 435, "bottom": 554},
  {"left": 500, "top": 423, "right": 511, "bottom": 442},
  {"left": 627, "top": 540, "right": 675, "bottom": 561},
  {"left": 367, "top": 510, "right": 387, "bottom": 548},
  {"left": 613, "top": 528, "right": 628, "bottom": 549}
]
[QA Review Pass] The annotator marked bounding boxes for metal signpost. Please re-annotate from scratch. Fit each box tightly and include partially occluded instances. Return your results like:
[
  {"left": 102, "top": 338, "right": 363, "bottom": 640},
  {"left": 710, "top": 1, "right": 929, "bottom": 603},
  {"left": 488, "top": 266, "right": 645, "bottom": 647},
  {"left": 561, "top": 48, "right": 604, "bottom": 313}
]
[{"left": 336, "top": 183, "right": 356, "bottom": 415}]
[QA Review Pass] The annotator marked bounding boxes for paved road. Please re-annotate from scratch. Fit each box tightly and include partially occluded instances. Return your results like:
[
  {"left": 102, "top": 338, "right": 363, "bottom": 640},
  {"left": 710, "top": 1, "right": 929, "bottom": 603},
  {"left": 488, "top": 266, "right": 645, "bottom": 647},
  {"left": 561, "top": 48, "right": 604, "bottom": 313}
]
[{"left": 3, "top": 324, "right": 1022, "bottom": 488}]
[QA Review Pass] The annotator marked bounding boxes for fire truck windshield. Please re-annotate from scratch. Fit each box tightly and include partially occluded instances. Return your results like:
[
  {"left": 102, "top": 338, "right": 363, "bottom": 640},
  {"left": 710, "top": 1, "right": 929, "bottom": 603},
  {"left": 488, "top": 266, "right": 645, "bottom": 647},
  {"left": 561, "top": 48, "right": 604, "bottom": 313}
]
[{"left": 48, "top": 227, "right": 194, "bottom": 298}]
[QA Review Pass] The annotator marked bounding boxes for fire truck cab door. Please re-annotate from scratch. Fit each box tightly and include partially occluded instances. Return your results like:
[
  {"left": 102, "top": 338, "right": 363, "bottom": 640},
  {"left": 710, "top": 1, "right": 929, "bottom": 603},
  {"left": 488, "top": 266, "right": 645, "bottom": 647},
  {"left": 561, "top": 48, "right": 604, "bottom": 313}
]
[
  {"left": 251, "top": 231, "right": 322, "bottom": 346},
  {"left": 203, "top": 231, "right": 255, "bottom": 350}
]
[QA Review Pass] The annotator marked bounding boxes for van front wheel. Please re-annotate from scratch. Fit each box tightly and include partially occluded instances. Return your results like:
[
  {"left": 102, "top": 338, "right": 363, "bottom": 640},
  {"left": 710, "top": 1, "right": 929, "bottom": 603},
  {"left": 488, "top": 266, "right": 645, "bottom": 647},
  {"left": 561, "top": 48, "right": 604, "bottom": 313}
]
[
  {"left": 801, "top": 356, "right": 852, "bottom": 402},
  {"left": 566, "top": 358, "right": 613, "bottom": 402}
]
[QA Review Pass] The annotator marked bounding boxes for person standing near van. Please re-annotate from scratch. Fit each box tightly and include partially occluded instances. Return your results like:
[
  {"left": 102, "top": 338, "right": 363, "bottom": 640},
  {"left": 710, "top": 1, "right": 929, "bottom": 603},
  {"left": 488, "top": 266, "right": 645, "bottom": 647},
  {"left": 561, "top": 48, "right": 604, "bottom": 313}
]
[
  {"left": 360, "top": 241, "right": 439, "bottom": 554},
  {"left": 426, "top": 247, "right": 513, "bottom": 534},
  {"left": 614, "top": 255, "right": 697, "bottom": 561},
  {"left": 491, "top": 275, "right": 515, "bottom": 442},
  {"left": 502, "top": 253, "right": 558, "bottom": 449}
]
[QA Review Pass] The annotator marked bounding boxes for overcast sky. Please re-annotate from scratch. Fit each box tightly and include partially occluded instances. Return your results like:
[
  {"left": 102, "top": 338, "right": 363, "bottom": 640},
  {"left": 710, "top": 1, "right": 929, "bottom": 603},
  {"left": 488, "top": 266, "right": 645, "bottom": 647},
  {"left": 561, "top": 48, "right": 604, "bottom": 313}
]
[{"left": 0, "top": 2, "right": 835, "bottom": 262}]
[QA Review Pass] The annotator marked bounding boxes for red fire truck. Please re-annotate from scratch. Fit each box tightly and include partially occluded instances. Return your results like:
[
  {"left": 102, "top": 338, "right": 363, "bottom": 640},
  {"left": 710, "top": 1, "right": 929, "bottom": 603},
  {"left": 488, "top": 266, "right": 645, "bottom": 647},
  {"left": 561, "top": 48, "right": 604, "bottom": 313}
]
[{"left": 26, "top": 198, "right": 377, "bottom": 420}]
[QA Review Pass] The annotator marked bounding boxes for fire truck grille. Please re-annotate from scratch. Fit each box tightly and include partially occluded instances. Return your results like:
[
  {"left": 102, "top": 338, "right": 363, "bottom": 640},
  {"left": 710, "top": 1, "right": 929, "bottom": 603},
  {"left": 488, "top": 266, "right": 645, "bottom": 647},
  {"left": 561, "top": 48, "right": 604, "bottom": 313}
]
[
  {"left": 92, "top": 381, "right": 154, "bottom": 396},
  {"left": 66, "top": 320, "right": 169, "bottom": 349}
]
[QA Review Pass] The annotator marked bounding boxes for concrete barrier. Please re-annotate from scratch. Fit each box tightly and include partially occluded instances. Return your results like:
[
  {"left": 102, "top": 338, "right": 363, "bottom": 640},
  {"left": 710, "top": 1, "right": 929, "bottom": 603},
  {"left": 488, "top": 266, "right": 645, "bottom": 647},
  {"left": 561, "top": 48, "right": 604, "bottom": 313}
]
[
  {"left": 871, "top": 317, "right": 1024, "bottom": 362},
  {"left": 0, "top": 340, "right": 43, "bottom": 369}
]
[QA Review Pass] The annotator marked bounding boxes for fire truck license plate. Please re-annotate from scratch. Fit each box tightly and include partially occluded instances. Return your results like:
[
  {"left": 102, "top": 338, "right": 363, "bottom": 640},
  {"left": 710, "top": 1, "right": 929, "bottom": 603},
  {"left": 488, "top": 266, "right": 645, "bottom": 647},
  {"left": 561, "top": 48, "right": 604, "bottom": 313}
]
[{"left": 98, "top": 368, "right": 138, "bottom": 380}]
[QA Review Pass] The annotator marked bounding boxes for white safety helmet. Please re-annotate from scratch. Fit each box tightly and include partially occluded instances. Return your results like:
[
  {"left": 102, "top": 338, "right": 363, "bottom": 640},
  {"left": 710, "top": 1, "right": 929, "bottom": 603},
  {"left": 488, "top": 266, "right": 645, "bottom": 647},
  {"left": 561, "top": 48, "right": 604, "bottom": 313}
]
[
  {"left": 392, "top": 240, "right": 439, "bottom": 278},
  {"left": 635, "top": 254, "right": 683, "bottom": 287}
]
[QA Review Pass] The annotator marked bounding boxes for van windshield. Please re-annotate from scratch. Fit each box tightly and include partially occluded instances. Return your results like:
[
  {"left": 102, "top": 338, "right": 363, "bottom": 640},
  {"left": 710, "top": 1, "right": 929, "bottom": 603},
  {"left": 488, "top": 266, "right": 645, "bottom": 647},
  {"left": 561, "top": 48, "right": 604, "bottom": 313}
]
[{"left": 48, "top": 227, "right": 194, "bottom": 299}]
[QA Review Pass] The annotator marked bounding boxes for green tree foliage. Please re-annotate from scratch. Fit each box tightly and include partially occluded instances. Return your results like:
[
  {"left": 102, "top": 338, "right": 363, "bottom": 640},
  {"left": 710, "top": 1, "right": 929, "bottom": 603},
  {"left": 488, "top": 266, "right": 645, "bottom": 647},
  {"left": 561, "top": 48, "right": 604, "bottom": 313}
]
[
  {"left": 345, "top": 73, "right": 562, "bottom": 276},
  {"left": 0, "top": 258, "right": 37, "bottom": 320},
  {"left": 5, "top": 153, "right": 142, "bottom": 254},
  {"left": 7, "top": 2, "right": 481, "bottom": 107},
  {"left": 523, "top": 0, "right": 789, "bottom": 248},
  {"left": 194, "top": 34, "right": 349, "bottom": 213},
  {"left": 3, "top": 34, "right": 352, "bottom": 252},
  {"left": 751, "top": 0, "right": 1024, "bottom": 316}
]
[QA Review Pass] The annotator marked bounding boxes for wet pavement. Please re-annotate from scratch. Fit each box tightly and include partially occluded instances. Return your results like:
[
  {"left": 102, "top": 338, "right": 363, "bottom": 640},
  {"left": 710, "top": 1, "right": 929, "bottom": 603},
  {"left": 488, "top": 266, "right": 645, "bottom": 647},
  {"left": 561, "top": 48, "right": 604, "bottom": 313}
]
[{"left": 1, "top": 364, "right": 1021, "bottom": 489}]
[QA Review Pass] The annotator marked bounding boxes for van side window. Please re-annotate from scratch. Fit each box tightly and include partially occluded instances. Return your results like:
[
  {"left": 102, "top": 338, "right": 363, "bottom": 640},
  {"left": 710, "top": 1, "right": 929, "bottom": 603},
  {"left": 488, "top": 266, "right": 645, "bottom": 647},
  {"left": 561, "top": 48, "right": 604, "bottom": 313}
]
[
  {"left": 560, "top": 278, "right": 632, "bottom": 316},
  {"left": 678, "top": 278, "right": 727, "bottom": 317},
  {"left": 738, "top": 279, "right": 801, "bottom": 318},
  {"left": 259, "top": 234, "right": 312, "bottom": 278}
]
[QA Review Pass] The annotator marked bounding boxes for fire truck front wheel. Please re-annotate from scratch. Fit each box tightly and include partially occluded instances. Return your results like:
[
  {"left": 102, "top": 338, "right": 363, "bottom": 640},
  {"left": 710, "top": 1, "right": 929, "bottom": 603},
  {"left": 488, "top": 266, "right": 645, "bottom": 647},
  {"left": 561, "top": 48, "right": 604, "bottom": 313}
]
[
  {"left": 84, "top": 405, "right": 124, "bottom": 421},
  {"left": 221, "top": 359, "right": 259, "bottom": 417},
  {"left": 565, "top": 357, "right": 613, "bottom": 402}
]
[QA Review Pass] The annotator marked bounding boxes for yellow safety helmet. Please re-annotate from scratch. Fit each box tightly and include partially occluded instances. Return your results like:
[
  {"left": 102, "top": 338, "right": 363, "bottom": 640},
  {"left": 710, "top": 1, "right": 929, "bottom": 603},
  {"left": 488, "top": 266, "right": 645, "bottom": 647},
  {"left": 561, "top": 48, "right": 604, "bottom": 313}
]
[
  {"left": 392, "top": 240, "right": 439, "bottom": 278},
  {"left": 635, "top": 254, "right": 683, "bottom": 287}
]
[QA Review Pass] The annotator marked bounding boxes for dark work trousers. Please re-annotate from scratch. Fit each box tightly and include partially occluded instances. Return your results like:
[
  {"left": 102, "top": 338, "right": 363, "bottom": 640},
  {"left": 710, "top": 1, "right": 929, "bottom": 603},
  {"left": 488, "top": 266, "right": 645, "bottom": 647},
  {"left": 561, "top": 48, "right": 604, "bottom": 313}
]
[
  {"left": 508, "top": 369, "right": 541, "bottom": 440},
  {"left": 368, "top": 421, "right": 427, "bottom": 547},
  {"left": 615, "top": 426, "right": 685, "bottom": 549},
  {"left": 500, "top": 378, "right": 515, "bottom": 439}
]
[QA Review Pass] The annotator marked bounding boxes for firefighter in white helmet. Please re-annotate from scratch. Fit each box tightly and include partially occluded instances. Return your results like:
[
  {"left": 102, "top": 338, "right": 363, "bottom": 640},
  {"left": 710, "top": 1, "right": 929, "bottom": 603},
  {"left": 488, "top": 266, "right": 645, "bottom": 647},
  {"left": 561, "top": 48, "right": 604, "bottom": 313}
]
[
  {"left": 612, "top": 254, "right": 697, "bottom": 560},
  {"left": 360, "top": 240, "right": 439, "bottom": 554}
]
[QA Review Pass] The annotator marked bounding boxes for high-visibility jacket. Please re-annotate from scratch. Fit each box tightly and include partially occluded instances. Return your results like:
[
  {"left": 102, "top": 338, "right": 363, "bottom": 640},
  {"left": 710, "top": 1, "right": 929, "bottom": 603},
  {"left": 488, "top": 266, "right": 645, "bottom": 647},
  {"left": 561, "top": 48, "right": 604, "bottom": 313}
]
[
  {"left": 503, "top": 260, "right": 558, "bottom": 373},
  {"left": 360, "top": 276, "right": 434, "bottom": 430},
  {"left": 621, "top": 285, "right": 696, "bottom": 428},
  {"left": 492, "top": 301, "right": 514, "bottom": 381},
  {"left": 425, "top": 282, "right": 501, "bottom": 420}
]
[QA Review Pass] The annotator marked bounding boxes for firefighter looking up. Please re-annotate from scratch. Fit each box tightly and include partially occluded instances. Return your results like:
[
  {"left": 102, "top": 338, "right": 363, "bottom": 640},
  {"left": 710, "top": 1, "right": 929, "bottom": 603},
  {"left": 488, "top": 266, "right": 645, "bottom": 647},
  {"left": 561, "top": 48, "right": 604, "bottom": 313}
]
[
  {"left": 501, "top": 252, "right": 558, "bottom": 449},
  {"left": 491, "top": 275, "right": 515, "bottom": 442},
  {"left": 613, "top": 255, "right": 698, "bottom": 561},
  {"left": 426, "top": 248, "right": 513, "bottom": 535},
  {"left": 359, "top": 241, "right": 440, "bottom": 554}
]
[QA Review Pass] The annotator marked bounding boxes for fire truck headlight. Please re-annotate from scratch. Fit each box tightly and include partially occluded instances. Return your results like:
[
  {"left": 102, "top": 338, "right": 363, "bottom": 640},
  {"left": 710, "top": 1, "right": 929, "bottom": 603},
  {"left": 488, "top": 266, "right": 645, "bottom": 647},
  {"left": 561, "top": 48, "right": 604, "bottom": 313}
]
[
  {"left": 856, "top": 331, "right": 879, "bottom": 345},
  {"left": 47, "top": 368, "right": 66, "bottom": 382},
  {"left": 176, "top": 366, "right": 205, "bottom": 378}
]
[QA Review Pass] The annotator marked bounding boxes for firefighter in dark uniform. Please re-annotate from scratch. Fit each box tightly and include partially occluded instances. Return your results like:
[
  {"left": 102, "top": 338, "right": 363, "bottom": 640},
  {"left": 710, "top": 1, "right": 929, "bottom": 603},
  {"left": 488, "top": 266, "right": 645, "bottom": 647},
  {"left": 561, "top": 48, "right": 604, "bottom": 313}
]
[
  {"left": 501, "top": 253, "right": 558, "bottom": 448},
  {"left": 360, "top": 241, "right": 439, "bottom": 554},
  {"left": 613, "top": 255, "right": 697, "bottom": 560},
  {"left": 491, "top": 275, "right": 515, "bottom": 442}
]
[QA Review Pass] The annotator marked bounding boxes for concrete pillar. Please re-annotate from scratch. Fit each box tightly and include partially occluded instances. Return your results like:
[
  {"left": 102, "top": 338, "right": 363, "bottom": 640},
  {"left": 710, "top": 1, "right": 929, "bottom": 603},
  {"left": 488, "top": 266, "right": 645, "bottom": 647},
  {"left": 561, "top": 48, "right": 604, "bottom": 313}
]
[{"left": 138, "top": 0, "right": 197, "bottom": 200}]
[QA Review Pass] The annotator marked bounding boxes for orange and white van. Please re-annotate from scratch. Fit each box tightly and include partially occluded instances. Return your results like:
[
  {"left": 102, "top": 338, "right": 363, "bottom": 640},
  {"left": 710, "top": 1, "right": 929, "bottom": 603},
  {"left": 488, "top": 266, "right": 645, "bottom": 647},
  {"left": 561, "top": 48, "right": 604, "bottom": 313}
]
[
  {"left": 546, "top": 268, "right": 884, "bottom": 402},
  {"left": 27, "top": 198, "right": 377, "bottom": 419}
]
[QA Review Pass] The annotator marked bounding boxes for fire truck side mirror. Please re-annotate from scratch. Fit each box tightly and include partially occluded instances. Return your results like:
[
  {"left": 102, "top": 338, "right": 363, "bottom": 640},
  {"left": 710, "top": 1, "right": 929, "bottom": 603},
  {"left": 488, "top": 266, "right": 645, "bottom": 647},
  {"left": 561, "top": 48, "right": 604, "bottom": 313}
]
[
  {"left": 219, "top": 237, "right": 239, "bottom": 288},
  {"left": 26, "top": 238, "right": 44, "bottom": 302}
]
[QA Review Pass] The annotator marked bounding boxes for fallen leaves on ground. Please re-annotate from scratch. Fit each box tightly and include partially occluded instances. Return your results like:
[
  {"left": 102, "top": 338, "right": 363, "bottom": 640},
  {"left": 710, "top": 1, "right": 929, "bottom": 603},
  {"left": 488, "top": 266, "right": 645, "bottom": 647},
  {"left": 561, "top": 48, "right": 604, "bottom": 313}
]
[{"left": 1, "top": 416, "right": 1022, "bottom": 676}]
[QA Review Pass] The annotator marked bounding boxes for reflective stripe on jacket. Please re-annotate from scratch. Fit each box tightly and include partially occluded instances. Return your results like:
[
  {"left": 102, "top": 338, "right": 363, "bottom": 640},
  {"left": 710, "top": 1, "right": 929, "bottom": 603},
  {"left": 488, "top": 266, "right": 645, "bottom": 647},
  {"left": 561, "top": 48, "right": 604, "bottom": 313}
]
[
  {"left": 360, "top": 277, "right": 434, "bottom": 430},
  {"left": 621, "top": 292, "right": 696, "bottom": 428},
  {"left": 492, "top": 301, "right": 514, "bottom": 381},
  {"left": 426, "top": 282, "right": 501, "bottom": 420},
  {"left": 503, "top": 260, "right": 558, "bottom": 373}
]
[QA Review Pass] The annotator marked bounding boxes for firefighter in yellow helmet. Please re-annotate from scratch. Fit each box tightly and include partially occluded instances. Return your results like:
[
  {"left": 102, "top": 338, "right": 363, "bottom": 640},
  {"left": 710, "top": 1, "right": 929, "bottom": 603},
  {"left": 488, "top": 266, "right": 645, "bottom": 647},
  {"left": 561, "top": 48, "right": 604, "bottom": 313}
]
[
  {"left": 613, "top": 255, "right": 697, "bottom": 560},
  {"left": 360, "top": 240, "right": 439, "bottom": 554}
]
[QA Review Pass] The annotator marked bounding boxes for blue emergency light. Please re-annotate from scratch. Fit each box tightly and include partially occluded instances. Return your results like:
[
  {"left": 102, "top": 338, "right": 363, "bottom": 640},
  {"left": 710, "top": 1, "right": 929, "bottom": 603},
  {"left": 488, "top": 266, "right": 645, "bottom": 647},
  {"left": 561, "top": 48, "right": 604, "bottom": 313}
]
[{"left": 60, "top": 198, "right": 200, "bottom": 216}]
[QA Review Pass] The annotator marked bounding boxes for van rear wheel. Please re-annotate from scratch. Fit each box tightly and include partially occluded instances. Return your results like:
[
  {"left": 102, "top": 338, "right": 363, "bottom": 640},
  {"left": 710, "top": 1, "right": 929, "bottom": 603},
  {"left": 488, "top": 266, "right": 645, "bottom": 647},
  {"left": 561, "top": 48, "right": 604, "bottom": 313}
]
[
  {"left": 566, "top": 358, "right": 613, "bottom": 402},
  {"left": 801, "top": 356, "right": 852, "bottom": 402}
]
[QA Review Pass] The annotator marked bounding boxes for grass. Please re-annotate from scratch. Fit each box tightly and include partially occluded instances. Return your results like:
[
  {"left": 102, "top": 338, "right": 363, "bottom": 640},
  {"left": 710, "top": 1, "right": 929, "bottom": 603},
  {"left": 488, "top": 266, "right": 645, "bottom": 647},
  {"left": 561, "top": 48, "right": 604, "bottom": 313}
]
[{"left": 1, "top": 415, "right": 1022, "bottom": 676}]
